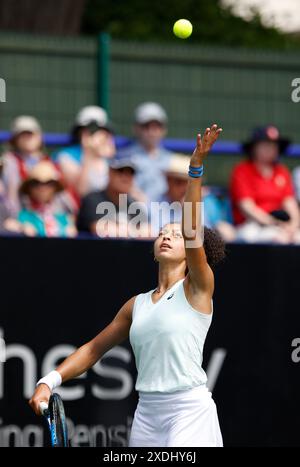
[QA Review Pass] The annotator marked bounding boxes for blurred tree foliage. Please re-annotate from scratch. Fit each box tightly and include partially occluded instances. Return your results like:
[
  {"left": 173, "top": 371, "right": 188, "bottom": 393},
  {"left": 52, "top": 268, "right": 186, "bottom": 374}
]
[{"left": 81, "top": 0, "right": 300, "bottom": 49}]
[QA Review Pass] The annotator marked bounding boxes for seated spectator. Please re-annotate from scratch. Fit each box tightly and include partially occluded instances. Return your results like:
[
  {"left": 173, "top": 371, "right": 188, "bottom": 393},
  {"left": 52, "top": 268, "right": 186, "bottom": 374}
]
[
  {"left": 119, "top": 102, "right": 172, "bottom": 203},
  {"left": 151, "top": 153, "right": 235, "bottom": 241},
  {"left": 18, "top": 160, "right": 77, "bottom": 237},
  {"left": 202, "top": 186, "right": 236, "bottom": 242},
  {"left": 292, "top": 162, "right": 300, "bottom": 203},
  {"left": 2, "top": 116, "right": 48, "bottom": 215},
  {"left": 230, "top": 125, "right": 300, "bottom": 243},
  {"left": 53, "top": 106, "right": 115, "bottom": 198},
  {"left": 77, "top": 154, "right": 149, "bottom": 238},
  {"left": 155, "top": 154, "right": 190, "bottom": 227},
  {"left": 0, "top": 154, "right": 12, "bottom": 232}
]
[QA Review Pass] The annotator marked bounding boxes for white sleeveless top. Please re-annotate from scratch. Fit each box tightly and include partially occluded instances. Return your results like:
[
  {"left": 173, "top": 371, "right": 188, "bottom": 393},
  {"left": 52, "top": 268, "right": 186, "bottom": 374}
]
[{"left": 129, "top": 278, "right": 212, "bottom": 393}]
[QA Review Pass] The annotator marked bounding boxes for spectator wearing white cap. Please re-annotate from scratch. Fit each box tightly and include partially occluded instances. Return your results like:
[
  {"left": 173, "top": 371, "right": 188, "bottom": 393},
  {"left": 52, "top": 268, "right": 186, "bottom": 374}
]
[
  {"left": 119, "top": 102, "right": 172, "bottom": 204},
  {"left": 2, "top": 115, "right": 48, "bottom": 216},
  {"left": 53, "top": 106, "right": 116, "bottom": 199}
]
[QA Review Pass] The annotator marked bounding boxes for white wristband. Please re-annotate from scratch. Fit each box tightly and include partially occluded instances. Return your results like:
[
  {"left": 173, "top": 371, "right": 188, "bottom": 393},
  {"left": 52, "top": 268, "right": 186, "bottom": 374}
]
[{"left": 36, "top": 370, "right": 62, "bottom": 392}]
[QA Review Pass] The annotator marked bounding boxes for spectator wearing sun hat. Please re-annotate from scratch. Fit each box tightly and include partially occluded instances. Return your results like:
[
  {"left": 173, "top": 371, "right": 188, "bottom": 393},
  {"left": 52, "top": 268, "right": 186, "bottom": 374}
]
[
  {"left": 53, "top": 106, "right": 116, "bottom": 198},
  {"left": 230, "top": 125, "right": 300, "bottom": 243},
  {"left": 151, "top": 153, "right": 236, "bottom": 241},
  {"left": 1, "top": 115, "right": 49, "bottom": 216},
  {"left": 119, "top": 102, "right": 172, "bottom": 204},
  {"left": 17, "top": 160, "right": 77, "bottom": 237}
]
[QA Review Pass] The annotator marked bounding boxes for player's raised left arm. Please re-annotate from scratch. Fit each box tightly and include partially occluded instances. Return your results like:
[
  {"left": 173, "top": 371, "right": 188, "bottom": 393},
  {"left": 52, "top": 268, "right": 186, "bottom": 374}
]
[{"left": 182, "top": 124, "right": 222, "bottom": 293}]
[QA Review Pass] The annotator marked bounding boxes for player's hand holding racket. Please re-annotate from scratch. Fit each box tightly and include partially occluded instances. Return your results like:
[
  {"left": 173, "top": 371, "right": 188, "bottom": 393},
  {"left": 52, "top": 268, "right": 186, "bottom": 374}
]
[
  {"left": 29, "top": 386, "right": 69, "bottom": 447},
  {"left": 29, "top": 383, "right": 51, "bottom": 416},
  {"left": 39, "top": 393, "right": 69, "bottom": 447}
]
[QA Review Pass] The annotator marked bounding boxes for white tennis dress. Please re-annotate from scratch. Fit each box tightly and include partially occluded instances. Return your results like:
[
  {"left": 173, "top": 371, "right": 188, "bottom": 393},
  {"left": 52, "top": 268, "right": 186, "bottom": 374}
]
[{"left": 128, "top": 278, "right": 223, "bottom": 447}]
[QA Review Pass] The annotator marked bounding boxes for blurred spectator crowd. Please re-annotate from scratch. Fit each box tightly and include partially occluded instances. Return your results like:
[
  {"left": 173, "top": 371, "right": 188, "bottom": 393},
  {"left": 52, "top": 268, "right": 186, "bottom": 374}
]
[{"left": 0, "top": 102, "right": 300, "bottom": 244}]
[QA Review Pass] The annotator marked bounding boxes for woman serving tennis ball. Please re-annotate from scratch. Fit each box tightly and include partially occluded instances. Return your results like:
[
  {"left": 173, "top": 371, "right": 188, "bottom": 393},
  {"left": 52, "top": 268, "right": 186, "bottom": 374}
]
[{"left": 29, "top": 124, "right": 225, "bottom": 447}]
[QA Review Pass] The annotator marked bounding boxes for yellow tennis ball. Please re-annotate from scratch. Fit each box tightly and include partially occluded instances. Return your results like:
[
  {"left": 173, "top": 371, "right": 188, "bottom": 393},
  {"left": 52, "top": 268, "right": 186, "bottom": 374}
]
[{"left": 173, "top": 19, "right": 193, "bottom": 39}]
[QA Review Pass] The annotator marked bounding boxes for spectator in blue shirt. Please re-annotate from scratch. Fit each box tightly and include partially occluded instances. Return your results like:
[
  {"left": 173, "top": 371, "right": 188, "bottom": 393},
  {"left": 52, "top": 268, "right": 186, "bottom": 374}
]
[{"left": 119, "top": 102, "right": 172, "bottom": 204}]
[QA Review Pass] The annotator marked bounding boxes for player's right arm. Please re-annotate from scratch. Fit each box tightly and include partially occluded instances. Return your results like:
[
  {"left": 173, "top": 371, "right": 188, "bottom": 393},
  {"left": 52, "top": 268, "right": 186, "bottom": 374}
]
[{"left": 29, "top": 295, "right": 135, "bottom": 415}]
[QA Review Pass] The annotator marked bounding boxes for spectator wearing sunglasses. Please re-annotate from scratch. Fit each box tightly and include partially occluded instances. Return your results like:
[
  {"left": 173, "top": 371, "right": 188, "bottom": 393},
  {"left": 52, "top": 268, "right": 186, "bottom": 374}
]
[
  {"left": 77, "top": 154, "right": 149, "bottom": 238},
  {"left": 17, "top": 160, "right": 77, "bottom": 237}
]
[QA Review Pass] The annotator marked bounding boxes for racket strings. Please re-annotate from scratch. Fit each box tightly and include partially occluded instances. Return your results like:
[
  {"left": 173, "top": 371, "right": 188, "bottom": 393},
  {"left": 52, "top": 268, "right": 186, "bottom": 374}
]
[{"left": 49, "top": 393, "right": 69, "bottom": 447}]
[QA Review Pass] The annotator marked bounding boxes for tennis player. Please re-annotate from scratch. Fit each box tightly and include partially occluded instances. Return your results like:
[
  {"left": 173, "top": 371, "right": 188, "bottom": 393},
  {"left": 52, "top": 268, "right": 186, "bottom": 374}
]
[{"left": 29, "top": 124, "right": 225, "bottom": 447}]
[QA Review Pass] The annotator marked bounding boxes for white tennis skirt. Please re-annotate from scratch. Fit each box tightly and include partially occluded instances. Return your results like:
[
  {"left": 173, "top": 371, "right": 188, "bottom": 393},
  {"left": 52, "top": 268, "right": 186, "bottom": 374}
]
[{"left": 129, "top": 385, "right": 223, "bottom": 447}]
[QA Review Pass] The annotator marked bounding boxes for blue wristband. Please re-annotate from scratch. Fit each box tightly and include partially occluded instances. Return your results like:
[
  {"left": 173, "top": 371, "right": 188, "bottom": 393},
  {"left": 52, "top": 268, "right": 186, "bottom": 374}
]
[{"left": 188, "top": 164, "right": 204, "bottom": 178}]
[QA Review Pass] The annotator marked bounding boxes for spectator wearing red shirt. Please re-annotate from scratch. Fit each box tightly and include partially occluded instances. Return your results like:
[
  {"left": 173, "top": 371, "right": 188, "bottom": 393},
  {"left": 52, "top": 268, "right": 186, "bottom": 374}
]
[{"left": 230, "top": 126, "right": 300, "bottom": 243}]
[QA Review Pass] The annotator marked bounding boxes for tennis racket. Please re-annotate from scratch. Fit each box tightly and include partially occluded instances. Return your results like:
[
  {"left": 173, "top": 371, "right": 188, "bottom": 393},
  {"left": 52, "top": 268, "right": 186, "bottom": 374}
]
[{"left": 39, "top": 393, "right": 69, "bottom": 447}]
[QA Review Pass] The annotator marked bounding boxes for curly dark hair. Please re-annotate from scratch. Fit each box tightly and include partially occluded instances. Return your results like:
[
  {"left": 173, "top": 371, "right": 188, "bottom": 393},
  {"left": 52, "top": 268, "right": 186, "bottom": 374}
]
[
  {"left": 203, "top": 226, "right": 226, "bottom": 271},
  {"left": 153, "top": 224, "right": 226, "bottom": 272}
]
